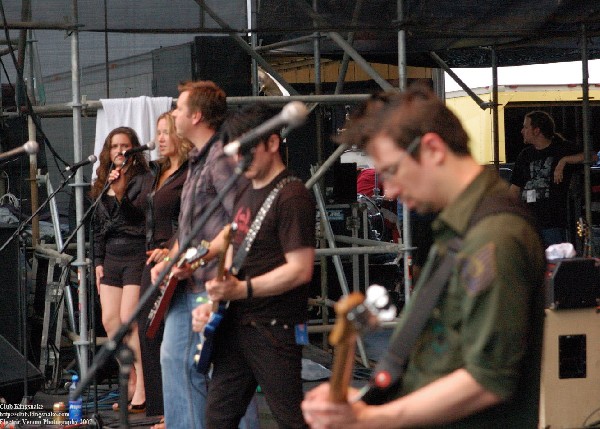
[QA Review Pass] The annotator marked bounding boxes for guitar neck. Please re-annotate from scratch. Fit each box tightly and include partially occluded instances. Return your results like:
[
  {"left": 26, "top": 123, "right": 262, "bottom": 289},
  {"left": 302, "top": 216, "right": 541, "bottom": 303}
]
[
  {"left": 212, "top": 223, "right": 235, "bottom": 310},
  {"left": 329, "top": 334, "right": 357, "bottom": 403},
  {"left": 328, "top": 292, "right": 365, "bottom": 403}
]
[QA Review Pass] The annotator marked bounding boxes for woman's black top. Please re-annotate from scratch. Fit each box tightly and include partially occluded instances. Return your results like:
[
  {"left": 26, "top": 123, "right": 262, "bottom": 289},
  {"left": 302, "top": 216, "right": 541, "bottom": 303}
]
[{"left": 143, "top": 160, "right": 188, "bottom": 250}]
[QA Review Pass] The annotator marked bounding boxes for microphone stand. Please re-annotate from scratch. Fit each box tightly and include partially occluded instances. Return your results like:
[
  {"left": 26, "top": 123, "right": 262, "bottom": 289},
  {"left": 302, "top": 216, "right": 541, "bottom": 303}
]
[
  {"left": 59, "top": 163, "right": 116, "bottom": 254},
  {"left": 70, "top": 153, "right": 253, "bottom": 427},
  {"left": 0, "top": 164, "right": 84, "bottom": 404}
]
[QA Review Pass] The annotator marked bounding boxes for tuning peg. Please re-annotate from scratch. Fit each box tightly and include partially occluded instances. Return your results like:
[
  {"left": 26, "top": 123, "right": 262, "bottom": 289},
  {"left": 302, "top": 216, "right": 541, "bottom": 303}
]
[
  {"left": 366, "top": 284, "right": 389, "bottom": 309},
  {"left": 365, "top": 284, "right": 397, "bottom": 323}
]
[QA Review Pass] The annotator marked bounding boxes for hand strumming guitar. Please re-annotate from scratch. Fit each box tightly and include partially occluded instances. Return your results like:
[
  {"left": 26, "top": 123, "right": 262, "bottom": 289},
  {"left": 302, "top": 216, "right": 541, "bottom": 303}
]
[{"left": 191, "top": 302, "right": 212, "bottom": 333}]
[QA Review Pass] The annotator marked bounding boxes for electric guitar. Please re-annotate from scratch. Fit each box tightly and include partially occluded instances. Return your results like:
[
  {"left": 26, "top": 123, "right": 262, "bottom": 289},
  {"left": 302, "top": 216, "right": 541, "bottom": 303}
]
[
  {"left": 194, "top": 223, "right": 237, "bottom": 374},
  {"left": 146, "top": 241, "right": 210, "bottom": 339},
  {"left": 328, "top": 285, "right": 396, "bottom": 402}
]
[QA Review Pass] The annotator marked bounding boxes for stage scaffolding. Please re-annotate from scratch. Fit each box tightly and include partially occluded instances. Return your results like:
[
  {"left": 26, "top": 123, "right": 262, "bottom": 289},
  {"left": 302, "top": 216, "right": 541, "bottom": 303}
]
[{"left": 2, "top": 0, "right": 597, "bottom": 378}]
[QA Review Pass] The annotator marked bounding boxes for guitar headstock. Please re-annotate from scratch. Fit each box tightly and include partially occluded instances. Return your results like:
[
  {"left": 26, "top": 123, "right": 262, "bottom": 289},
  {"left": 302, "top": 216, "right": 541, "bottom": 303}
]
[
  {"left": 178, "top": 240, "right": 210, "bottom": 268},
  {"left": 577, "top": 217, "right": 593, "bottom": 258},
  {"left": 577, "top": 217, "right": 590, "bottom": 238},
  {"left": 329, "top": 286, "right": 396, "bottom": 346},
  {"left": 328, "top": 285, "right": 396, "bottom": 403},
  {"left": 329, "top": 292, "right": 365, "bottom": 347}
]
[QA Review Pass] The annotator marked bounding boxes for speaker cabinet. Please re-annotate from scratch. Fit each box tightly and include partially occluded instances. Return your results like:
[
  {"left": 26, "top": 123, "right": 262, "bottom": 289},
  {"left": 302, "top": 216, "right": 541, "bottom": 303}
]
[
  {"left": 546, "top": 258, "right": 600, "bottom": 309},
  {"left": 0, "top": 225, "right": 22, "bottom": 350},
  {"left": 0, "top": 334, "right": 43, "bottom": 403},
  {"left": 540, "top": 308, "right": 600, "bottom": 428},
  {"left": 193, "top": 36, "right": 251, "bottom": 97}
]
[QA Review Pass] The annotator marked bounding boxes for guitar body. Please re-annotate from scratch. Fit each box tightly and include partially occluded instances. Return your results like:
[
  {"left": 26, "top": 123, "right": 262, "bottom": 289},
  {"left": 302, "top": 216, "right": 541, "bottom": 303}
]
[
  {"left": 194, "top": 300, "right": 229, "bottom": 374},
  {"left": 145, "top": 242, "right": 209, "bottom": 339},
  {"left": 193, "top": 223, "right": 237, "bottom": 374},
  {"left": 146, "top": 274, "right": 179, "bottom": 339}
]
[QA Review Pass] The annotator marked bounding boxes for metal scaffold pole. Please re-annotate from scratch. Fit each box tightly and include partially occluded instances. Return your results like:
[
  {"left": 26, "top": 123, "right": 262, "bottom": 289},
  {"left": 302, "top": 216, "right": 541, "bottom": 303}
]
[{"left": 71, "top": 0, "right": 89, "bottom": 378}]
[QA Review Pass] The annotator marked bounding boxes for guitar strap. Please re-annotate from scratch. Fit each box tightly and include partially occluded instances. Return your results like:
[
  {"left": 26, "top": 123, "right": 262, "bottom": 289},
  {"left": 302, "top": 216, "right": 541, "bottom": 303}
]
[
  {"left": 230, "top": 175, "right": 301, "bottom": 276},
  {"left": 363, "top": 191, "right": 537, "bottom": 404}
]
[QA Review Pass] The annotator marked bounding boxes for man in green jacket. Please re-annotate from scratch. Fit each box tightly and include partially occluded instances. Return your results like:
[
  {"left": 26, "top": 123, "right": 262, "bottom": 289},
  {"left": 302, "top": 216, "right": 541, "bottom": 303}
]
[{"left": 302, "top": 85, "right": 545, "bottom": 429}]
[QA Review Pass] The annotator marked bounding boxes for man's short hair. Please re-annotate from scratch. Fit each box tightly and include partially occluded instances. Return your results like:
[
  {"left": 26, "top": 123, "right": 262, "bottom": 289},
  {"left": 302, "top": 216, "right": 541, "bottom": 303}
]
[
  {"left": 177, "top": 80, "right": 227, "bottom": 130},
  {"left": 222, "top": 103, "right": 285, "bottom": 158},
  {"left": 337, "top": 84, "right": 470, "bottom": 157},
  {"left": 525, "top": 110, "right": 556, "bottom": 140}
]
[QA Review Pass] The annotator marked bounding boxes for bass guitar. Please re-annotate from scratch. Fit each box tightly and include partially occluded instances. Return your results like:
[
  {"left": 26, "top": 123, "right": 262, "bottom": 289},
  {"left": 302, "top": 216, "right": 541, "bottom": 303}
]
[
  {"left": 328, "top": 285, "right": 396, "bottom": 402},
  {"left": 146, "top": 241, "right": 209, "bottom": 339},
  {"left": 194, "top": 223, "right": 237, "bottom": 374}
]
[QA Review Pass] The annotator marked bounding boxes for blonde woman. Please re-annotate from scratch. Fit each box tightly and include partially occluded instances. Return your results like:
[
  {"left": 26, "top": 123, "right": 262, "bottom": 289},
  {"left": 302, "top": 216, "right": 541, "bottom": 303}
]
[{"left": 138, "top": 112, "right": 192, "bottom": 427}]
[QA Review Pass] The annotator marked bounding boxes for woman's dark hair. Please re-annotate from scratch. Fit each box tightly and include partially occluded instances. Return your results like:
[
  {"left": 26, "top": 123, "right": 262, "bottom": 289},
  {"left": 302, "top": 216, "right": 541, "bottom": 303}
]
[{"left": 90, "top": 126, "right": 149, "bottom": 199}]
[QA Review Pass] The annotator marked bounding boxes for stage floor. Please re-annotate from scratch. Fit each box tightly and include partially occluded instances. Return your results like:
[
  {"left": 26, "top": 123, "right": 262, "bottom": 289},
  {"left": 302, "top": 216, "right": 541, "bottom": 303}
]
[{"left": 0, "top": 335, "right": 388, "bottom": 428}]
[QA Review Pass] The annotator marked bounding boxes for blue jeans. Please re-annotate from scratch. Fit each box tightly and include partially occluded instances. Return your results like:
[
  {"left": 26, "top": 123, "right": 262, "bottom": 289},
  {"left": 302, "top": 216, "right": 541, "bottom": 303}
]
[
  {"left": 160, "top": 289, "right": 260, "bottom": 429},
  {"left": 161, "top": 289, "right": 208, "bottom": 429}
]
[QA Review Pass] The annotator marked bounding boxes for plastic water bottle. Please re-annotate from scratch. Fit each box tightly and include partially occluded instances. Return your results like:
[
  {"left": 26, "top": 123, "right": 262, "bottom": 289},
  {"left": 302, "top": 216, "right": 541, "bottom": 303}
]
[{"left": 68, "top": 374, "right": 82, "bottom": 423}]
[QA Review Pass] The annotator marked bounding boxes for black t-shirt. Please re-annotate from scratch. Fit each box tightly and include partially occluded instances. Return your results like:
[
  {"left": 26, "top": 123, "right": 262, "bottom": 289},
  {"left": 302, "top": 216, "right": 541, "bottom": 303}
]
[
  {"left": 229, "top": 170, "right": 315, "bottom": 325},
  {"left": 510, "top": 139, "right": 579, "bottom": 229}
]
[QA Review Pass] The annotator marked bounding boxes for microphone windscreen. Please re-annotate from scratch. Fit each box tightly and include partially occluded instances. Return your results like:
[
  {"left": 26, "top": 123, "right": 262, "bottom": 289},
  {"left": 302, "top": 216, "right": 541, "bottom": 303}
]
[
  {"left": 281, "top": 102, "right": 309, "bottom": 127},
  {"left": 24, "top": 141, "right": 39, "bottom": 155}
]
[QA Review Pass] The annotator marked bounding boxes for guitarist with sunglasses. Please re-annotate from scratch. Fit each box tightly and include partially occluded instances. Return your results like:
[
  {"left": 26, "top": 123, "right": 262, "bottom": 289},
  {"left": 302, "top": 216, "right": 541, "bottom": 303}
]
[{"left": 192, "top": 103, "right": 316, "bottom": 429}]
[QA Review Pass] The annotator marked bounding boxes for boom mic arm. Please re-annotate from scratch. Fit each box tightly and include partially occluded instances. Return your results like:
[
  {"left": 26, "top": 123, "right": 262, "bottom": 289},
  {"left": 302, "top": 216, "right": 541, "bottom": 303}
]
[
  {"left": 0, "top": 141, "right": 39, "bottom": 161},
  {"left": 123, "top": 141, "right": 156, "bottom": 157}
]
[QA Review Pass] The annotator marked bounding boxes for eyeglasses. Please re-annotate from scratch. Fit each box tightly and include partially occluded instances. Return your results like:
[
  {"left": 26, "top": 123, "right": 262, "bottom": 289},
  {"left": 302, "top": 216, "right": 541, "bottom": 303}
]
[{"left": 378, "top": 136, "right": 421, "bottom": 181}]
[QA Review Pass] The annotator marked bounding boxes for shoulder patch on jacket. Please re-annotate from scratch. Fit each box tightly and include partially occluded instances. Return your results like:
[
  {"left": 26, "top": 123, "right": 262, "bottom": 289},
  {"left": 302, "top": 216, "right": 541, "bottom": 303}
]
[{"left": 460, "top": 242, "right": 496, "bottom": 297}]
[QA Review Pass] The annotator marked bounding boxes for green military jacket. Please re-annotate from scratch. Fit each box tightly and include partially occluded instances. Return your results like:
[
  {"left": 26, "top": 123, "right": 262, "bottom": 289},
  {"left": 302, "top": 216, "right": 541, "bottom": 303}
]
[{"left": 393, "top": 167, "right": 546, "bottom": 428}]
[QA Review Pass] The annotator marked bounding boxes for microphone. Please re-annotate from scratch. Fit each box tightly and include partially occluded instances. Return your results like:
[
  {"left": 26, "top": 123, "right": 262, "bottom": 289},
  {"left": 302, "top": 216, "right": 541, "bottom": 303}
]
[
  {"left": 224, "top": 101, "right": 308, "bottom": 156},
  {"left": 122, "top": 140, "right": 156, "bottom": 157},
  {"left": 0, "top": 141, "right": 39, "bottom": 161},
  {"left": 64, "top": 154, "right": 97, "bottom": 172}
]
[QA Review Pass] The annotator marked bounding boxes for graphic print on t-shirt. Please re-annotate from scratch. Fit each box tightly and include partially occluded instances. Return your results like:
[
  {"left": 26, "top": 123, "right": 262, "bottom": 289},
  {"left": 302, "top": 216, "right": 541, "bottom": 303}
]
[
  {"left": 522, "top": 156, "right": 553, "bottom": 202},
  {"left": 233, "top": 207, "right": 252, "bottom": 246}
]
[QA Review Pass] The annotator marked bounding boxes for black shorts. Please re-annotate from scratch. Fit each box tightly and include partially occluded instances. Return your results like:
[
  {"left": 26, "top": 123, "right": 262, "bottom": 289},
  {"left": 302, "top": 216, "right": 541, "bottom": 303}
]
[{"left": 101, "top": 238, "right": 146, "bottom": 287}]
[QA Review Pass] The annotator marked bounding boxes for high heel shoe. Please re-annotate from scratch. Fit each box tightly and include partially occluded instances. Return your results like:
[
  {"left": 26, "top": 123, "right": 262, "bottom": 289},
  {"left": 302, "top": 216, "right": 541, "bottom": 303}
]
[
  {"left": 128, "top": 401, "right": 146, "bottom": 414},
  {"left": 112, "top": 401, "right": 146, "bottom": 414}
]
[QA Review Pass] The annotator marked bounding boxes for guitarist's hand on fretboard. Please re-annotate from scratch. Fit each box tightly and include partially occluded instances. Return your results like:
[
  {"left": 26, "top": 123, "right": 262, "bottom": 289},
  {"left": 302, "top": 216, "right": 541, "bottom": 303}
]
[
  {"left": 150, "top": 259, "right": 194, "bottom": 285},
  {"left": 205, "top": 272, "right": 245, "bottom": 302},
  {"left": 191, "top": 302, "right": 212, "bottom": 333}
]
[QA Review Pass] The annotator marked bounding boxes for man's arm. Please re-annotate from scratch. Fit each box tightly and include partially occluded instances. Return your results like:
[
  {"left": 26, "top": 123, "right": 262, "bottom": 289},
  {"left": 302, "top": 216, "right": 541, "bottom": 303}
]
[
  {"left": 206, "top": 247, "right": 315, "bottom": 301},
  {"left": 302, "top": 368, "right": 502, "bottom": 429},
  {"left": 554, "top": 151, "right": 598, "bottom": 184},
  {"left": 249, "top": 247, "right": 314, "bottom": 297}
]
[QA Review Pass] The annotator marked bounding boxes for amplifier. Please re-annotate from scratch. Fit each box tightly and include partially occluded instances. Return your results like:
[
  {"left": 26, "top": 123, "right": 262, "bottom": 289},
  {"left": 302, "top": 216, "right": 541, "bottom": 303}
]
[{"left": 546, "top": 258, "right": 600, "bottom": 309}]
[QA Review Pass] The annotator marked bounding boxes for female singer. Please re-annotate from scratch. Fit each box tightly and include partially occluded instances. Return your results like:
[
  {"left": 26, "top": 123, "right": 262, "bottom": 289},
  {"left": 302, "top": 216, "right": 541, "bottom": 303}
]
[
  {"left": 91, "top": 126, "right": 149, "bottom": 412},
  {"left": 138, "top": 112, "right": 191, "bottom": 427}
]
